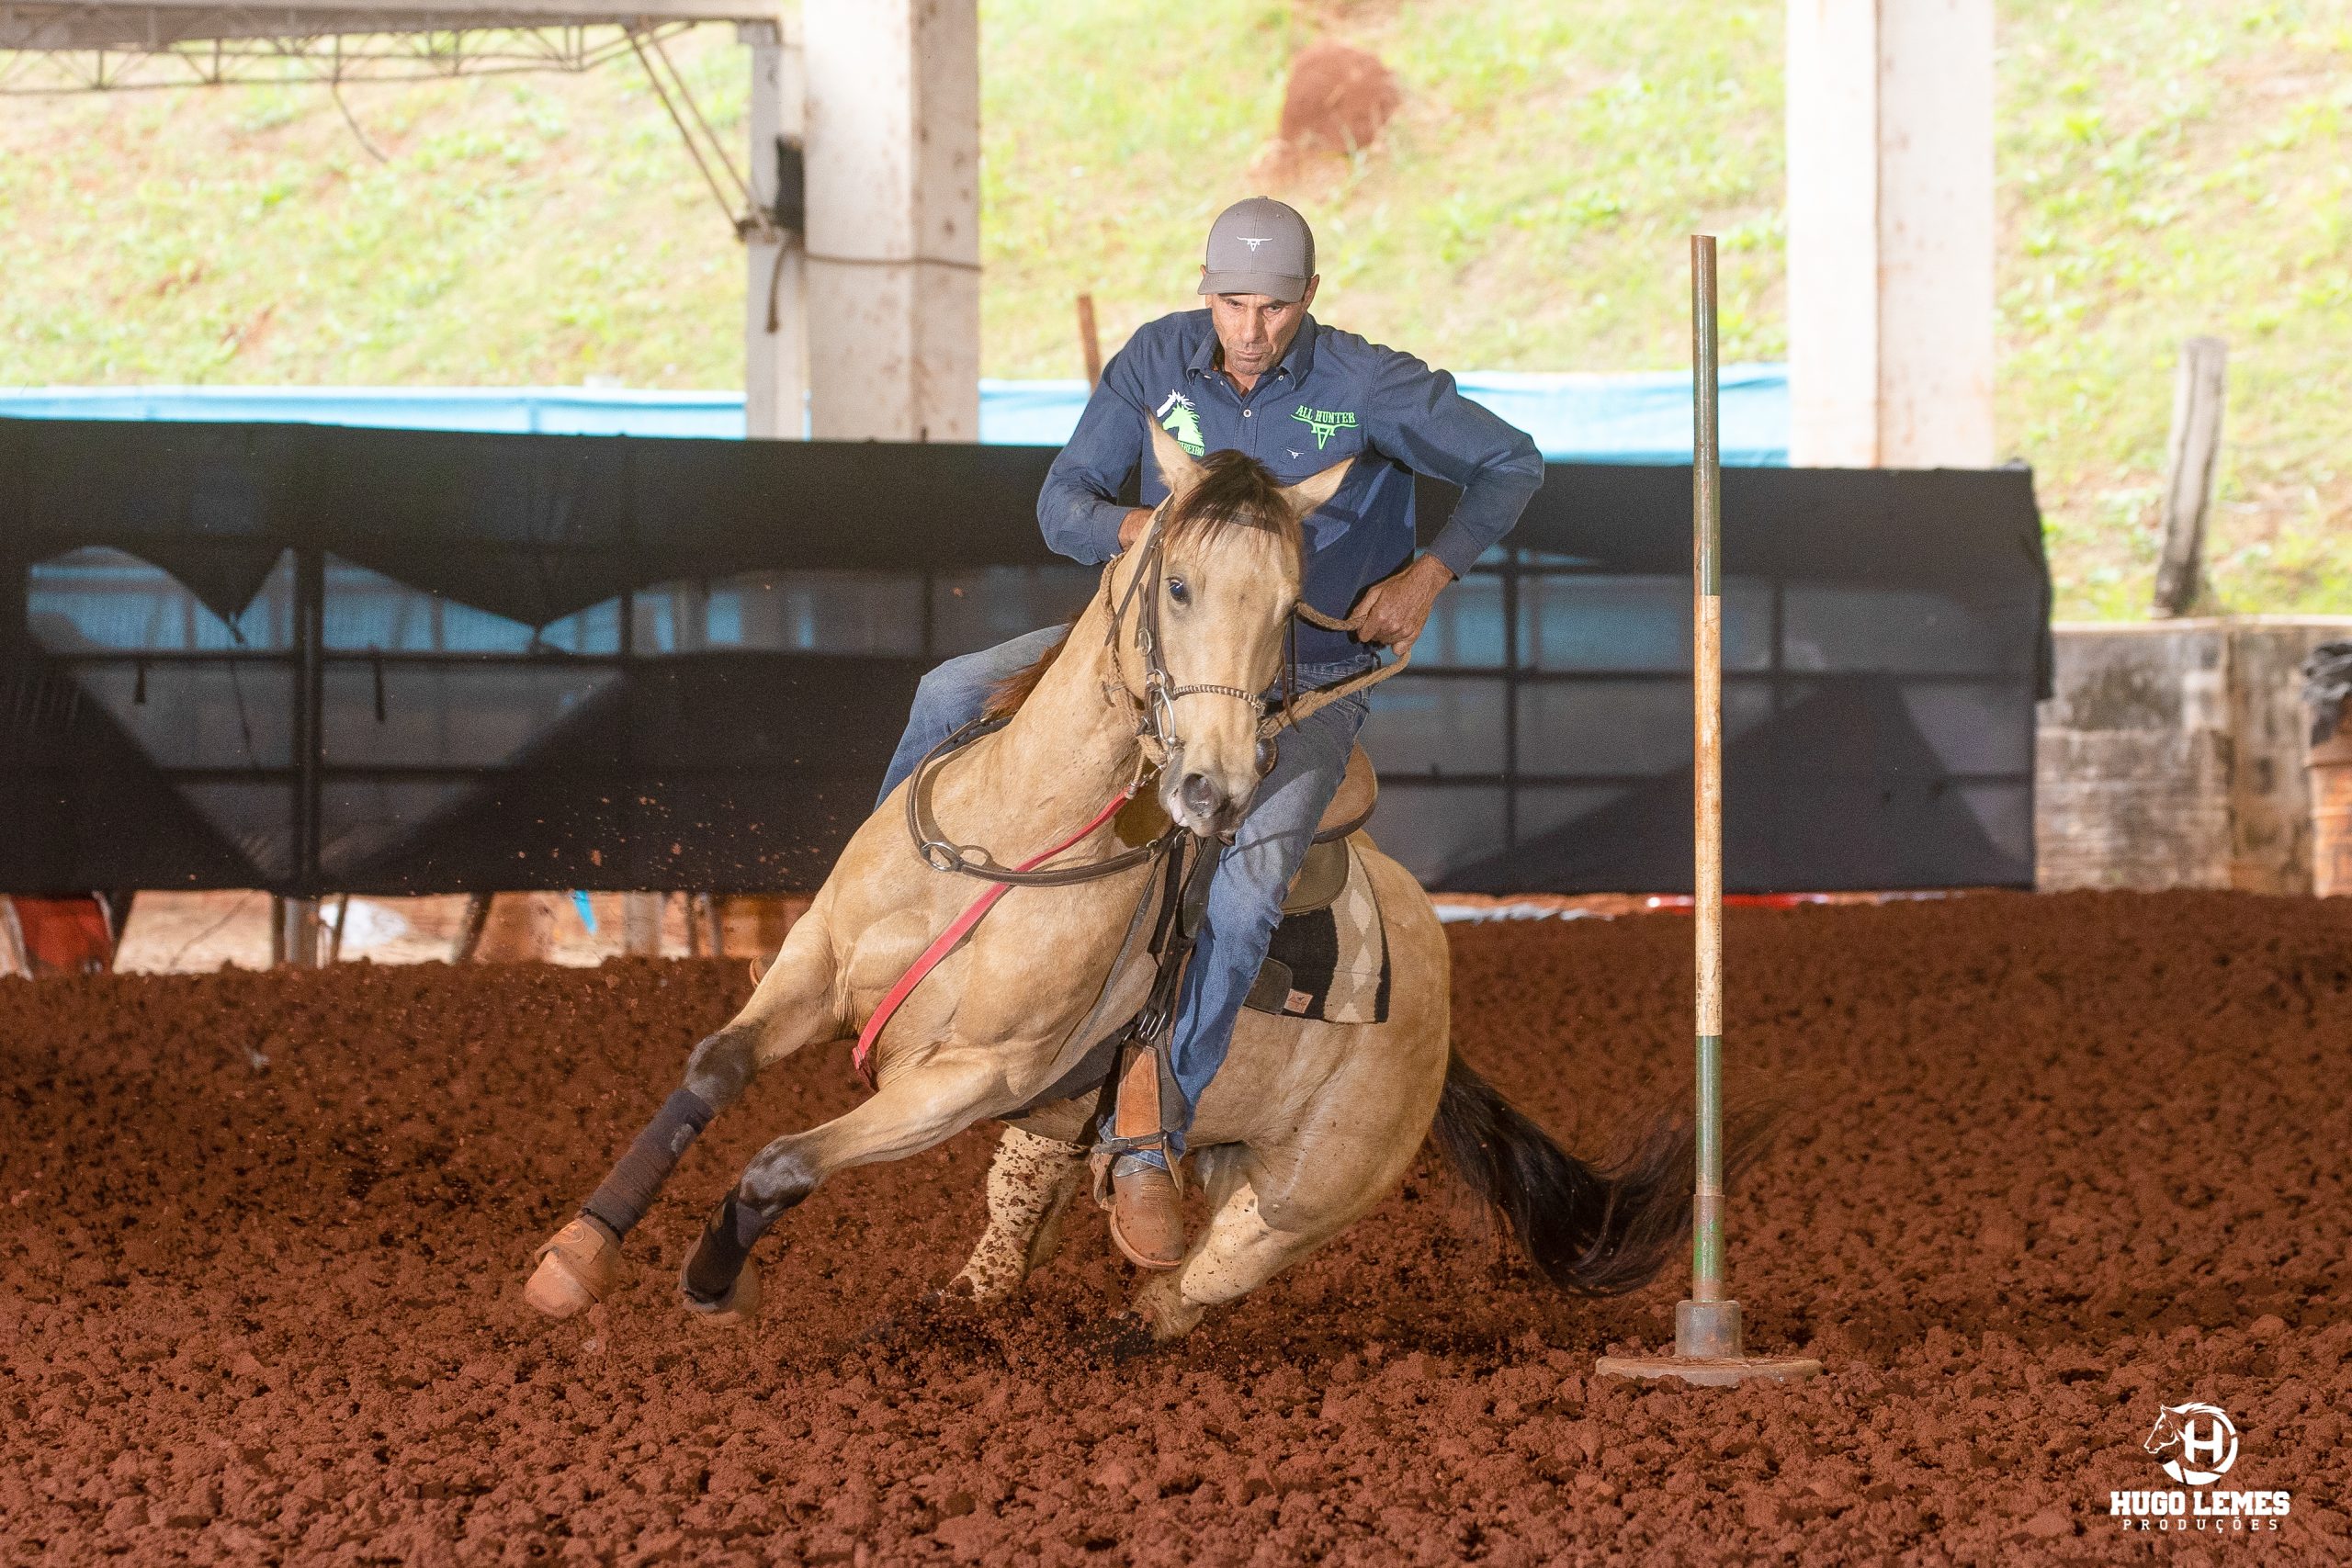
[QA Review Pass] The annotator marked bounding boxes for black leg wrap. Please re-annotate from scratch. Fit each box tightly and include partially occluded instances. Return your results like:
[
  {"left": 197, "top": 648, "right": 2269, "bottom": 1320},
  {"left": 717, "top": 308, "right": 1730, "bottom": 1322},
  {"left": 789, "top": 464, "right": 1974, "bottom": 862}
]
[
  {"left": 582, "top": 1088, "right": 715, "bottom": 1239},
  {"left": 682, "top": 1191, "right": 778, "bottom": 1305}
]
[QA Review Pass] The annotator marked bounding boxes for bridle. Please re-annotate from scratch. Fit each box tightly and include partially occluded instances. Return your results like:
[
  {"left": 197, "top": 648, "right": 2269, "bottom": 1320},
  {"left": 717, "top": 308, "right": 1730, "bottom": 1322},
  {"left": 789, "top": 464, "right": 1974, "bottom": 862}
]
[
  {"left": 1102, "top": 497, "right": 1409, "bottom": 758},
  {"left": 905, "top": 495, "right": 1411, "bottom": 889},
  {"left": 1102, "top": 496, "right": 1267, "bottom": 770}
]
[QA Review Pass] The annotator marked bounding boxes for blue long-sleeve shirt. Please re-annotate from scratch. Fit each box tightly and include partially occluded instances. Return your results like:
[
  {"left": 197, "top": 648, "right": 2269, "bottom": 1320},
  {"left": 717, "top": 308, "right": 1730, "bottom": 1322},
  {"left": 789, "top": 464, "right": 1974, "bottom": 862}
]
[{"left": 1038, "top": 310, "right": 1544, "bottom": 664}]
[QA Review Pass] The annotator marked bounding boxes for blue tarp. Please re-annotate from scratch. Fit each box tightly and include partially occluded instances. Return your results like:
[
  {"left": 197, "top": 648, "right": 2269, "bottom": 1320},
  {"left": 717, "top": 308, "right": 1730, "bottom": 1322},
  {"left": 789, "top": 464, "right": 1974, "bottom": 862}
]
[
  {"left": 0, "top": 384, "right": 747, "bottom": 438},
  {"left": 0, "top": 366, "right": 1790, "bottom": 464}
]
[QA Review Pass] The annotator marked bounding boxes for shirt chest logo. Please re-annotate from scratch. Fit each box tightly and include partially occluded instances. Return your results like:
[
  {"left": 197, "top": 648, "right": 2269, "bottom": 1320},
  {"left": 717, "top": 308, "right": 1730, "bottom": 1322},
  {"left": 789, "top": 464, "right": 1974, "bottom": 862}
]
[
  {"left": 1155, "top": 391, "right": 1206, "bottom": 457},
  {"left": 1290, "top": 404, "right": 1359, "bottom": 449}
]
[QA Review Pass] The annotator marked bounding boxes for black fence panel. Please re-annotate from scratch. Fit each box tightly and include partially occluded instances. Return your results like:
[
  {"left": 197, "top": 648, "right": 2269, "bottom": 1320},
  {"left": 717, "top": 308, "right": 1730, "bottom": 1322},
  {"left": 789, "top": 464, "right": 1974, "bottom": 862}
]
[{"left": 0, "top": 419, "right": 2048, "bottom": 897}]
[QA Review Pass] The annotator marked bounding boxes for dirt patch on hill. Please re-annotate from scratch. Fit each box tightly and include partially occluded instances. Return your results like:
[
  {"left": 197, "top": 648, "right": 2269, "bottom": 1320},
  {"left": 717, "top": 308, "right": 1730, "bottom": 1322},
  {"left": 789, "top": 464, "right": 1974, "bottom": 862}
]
[
  {"left": 1278, "top": 40, "right": 1401, "bottom": 156},
  {"left": 3, "top": 890, "right": 2349, "bottom": 1563}
]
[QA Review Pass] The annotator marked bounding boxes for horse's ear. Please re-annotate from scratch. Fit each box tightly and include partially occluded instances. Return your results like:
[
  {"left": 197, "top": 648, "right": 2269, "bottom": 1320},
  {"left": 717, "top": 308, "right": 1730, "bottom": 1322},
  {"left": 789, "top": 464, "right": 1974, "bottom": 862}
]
[
  {"left": 1146, "top": 420, "right": 1204, "bottom": 503},
  {"left": 1279, "top": 457, "right": 1352, "bottom": 522}
]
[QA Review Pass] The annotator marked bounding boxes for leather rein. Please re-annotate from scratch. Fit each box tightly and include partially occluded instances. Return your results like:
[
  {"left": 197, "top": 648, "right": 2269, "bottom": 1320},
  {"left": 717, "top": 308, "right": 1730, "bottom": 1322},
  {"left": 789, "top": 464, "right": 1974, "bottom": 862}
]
[{"left": 903, "top": 502, "right": 1413, "bottom": 891}]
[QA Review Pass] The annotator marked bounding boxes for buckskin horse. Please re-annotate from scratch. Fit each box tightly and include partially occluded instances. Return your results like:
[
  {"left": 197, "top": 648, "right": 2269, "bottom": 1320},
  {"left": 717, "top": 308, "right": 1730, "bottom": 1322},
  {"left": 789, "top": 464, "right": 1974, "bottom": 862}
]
[{"left": 524, "top": 425, "right": 1704, "bottom": 1342}]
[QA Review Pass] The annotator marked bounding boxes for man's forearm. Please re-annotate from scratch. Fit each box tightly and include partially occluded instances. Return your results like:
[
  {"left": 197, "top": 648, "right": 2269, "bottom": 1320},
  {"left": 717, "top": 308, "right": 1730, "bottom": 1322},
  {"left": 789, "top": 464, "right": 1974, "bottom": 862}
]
[{"left": 1425, "top": 459, "right": 1542, "bottom": 578}]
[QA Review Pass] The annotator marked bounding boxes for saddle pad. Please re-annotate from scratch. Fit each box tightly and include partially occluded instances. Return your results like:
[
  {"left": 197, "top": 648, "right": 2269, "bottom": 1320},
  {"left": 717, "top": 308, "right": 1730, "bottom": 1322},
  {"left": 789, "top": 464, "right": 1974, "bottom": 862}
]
[{"left": 1245, "top": 840, "right": 1389, "bottom": 1024}]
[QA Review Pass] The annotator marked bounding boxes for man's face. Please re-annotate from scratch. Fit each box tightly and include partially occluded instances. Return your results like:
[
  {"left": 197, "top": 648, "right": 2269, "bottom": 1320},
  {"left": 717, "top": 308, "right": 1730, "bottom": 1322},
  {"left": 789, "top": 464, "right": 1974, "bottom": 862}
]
[{"left": 1203, "top": 274, "right": 1319, "bottom": 379}]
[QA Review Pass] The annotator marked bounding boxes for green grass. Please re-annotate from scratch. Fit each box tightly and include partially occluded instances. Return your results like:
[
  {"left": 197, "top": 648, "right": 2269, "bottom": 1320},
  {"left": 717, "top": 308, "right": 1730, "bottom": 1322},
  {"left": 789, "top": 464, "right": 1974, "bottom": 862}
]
[
  {"left": 2, "top": 1, "right": 2347, "bottom": 618},
  {"left": 978, "top": 0, "right": 1788, "bottom": 374},
  {"left": 0, "top": 43, "right": 748, "bottom": 384},
  {"left": 1998, "top": 0, "right": 2352, "bottom": 618}
]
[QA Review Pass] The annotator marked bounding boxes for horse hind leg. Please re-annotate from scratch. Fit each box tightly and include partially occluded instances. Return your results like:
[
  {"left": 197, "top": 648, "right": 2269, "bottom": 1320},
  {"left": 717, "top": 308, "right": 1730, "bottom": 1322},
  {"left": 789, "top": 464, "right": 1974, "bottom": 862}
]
[
  {"left": 1126, "top": 1169, "right": 1318, "bottom": 1342},
  {"left": 522, "top": 919, "right": 842, "bottom": 1320},
  {"left": 951, "top": 1126, "right": 1087, "bottom": 1303},
  {"left": 1115, "top": 1145, "right": 1323, "bottom": 1341}
]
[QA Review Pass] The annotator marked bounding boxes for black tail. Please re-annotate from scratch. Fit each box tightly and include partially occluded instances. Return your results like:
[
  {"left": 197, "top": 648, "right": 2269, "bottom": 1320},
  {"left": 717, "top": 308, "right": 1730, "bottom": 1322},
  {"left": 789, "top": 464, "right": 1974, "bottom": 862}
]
[{"left": 1429, "top": 1049, "right": 1769, "bottom": 1297}]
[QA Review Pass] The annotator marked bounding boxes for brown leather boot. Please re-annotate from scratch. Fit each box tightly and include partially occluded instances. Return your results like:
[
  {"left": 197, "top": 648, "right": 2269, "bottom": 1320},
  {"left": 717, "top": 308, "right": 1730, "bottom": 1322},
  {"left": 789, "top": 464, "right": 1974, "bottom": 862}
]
[{"left": 1108, "top": 1155, "right": 1185, "bottom": 1270}]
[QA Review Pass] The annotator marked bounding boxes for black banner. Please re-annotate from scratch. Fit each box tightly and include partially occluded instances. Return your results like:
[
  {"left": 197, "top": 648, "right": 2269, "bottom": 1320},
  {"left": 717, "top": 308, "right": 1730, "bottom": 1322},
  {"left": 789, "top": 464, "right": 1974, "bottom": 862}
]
[{"left": 1, "top": 419, "right": 2048, "bottom": 897}]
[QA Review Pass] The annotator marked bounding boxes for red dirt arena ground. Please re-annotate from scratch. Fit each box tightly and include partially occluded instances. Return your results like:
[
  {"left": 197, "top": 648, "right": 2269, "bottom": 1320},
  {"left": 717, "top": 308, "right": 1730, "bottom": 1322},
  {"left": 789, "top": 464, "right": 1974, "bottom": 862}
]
[{"left": 3, "top": 889, "right": 2348, "bottom": 1565}]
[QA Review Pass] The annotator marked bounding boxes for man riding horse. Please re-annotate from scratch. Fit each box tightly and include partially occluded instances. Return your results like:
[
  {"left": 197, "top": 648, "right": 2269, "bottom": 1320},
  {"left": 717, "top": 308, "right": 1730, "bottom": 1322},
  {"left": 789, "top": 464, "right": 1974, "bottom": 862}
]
[
  {"left": 520, "top": 206, "right": 1703, "bottom": 1335},
  {"left": 875, "top": 197, "right": 1544, "bottom": 1269}
]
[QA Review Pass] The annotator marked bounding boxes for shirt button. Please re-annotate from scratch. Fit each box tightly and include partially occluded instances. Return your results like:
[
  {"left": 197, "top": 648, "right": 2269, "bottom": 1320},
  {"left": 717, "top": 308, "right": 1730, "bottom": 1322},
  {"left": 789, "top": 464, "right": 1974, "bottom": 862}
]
[{"left": 1243, "top": 409, "right": 1253, "bottom": 418}]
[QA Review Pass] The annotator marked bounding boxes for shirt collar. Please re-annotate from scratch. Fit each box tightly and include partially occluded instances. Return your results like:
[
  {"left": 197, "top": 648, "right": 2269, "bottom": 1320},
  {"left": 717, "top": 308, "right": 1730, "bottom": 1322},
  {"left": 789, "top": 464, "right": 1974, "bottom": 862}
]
[
  {"left": 1282, "top": 314, "right": 1319, "bottom": 381},
  {"left": 1189, "top": 313, "right": 1321, "bottom": 386}
]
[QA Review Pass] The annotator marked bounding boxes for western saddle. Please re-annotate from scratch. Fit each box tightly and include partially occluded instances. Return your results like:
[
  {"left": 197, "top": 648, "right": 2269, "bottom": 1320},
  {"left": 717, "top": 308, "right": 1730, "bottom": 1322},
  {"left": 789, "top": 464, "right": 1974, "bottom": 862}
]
[{"left": 1283, "top": 743, "right": 1377, "bottom": 915}]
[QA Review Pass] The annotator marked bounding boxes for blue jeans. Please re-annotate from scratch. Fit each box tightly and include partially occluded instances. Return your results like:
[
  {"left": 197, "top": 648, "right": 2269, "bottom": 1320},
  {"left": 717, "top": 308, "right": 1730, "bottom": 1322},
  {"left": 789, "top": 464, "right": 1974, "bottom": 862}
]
[{"left": 876, "top": 630, "right": 1374, "bottom": 1154}]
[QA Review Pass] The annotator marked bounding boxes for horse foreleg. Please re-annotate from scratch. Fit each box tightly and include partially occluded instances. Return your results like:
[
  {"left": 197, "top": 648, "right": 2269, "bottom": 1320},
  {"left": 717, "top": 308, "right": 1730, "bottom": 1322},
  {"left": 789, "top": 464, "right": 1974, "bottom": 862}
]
[
  {"left": 678, "top": 1052, "right": 1012, "bottom": 1322},
  {"left": 952, "top": 1126, "right": 1087, "bottom": 1303},
  {"left": 522, "top": 915, "right": 842, "bottom": 1320}
]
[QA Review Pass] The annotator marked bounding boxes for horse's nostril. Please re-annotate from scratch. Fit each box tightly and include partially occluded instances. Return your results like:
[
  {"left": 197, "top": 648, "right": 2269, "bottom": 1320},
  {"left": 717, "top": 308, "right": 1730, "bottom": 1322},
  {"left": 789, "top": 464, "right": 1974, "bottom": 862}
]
[{"left": 1180, "top": 773, "right": 1220, "bottom": 820}]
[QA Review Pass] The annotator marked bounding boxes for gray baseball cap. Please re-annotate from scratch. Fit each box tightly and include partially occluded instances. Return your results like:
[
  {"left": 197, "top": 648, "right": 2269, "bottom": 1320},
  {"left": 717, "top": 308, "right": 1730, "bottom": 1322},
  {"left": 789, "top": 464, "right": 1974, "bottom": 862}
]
[{"left": 1197, "top": 197, "right": 1316, "bottom": 302}]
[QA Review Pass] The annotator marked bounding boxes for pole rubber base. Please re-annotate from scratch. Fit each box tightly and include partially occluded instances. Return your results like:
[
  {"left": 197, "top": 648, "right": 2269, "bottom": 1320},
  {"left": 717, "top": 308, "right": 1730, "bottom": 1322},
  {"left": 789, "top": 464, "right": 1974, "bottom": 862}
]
[
  {"left": 1594, "top": 1297, "right": 1823, "bottom": 1387},
  {"left": 1594, "top": 1353, "right": 1823, "bottom": 1388}
]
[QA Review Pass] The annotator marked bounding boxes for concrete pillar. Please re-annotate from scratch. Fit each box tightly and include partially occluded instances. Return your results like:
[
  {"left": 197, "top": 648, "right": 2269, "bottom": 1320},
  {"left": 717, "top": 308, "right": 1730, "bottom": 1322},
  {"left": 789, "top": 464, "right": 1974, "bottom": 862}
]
[
  {"left": 741, "top": 18, "right": 808, "bottom": 441},
  {"left": 0, "top": 897, "right": 29, "bottom": 978},
  {"left": 622, "top": 893, "right": 665, "bottom": 957},
  {"left": 474, "top": 893, "right": 560, "bottom": 963},
  {"left": 1785, "top": 0, "right": 1995, "bottom": 469},
  {"left": 803, "top": 0, "right": 980, "bottom": 442}
]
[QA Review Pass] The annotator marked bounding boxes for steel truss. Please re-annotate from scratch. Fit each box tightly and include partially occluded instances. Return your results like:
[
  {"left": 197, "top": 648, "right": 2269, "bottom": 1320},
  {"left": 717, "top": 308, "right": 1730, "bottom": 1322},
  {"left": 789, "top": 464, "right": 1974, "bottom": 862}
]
[{"left": 0, "top": 11, "right": 695, "bottom": 92}]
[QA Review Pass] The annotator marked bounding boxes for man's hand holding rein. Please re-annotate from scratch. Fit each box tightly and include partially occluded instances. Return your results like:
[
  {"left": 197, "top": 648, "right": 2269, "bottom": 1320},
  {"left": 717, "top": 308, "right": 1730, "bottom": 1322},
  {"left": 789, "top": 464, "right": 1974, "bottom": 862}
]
[{"left": 1351, "top": 553, "right": 1455, "bottom": 659}]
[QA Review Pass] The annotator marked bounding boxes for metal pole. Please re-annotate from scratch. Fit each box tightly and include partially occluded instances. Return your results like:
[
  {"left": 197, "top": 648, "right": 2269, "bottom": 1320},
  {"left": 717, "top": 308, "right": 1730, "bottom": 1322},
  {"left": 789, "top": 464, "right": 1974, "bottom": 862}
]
[
  {"left": 281, "top": 545, "right": 325, "bottom": 969},
  {"left": 1690, "top": 232, "right": 1725, "bottom": 1312},
  {"left": 295, "top": 545, "right": 323, "bottom": 896},
  {"left": 1594, "top": 238, "right": 1818, "bottom": 1387},
  {"left": 277, "top": 896, "right": 320, "bottom": 969}
]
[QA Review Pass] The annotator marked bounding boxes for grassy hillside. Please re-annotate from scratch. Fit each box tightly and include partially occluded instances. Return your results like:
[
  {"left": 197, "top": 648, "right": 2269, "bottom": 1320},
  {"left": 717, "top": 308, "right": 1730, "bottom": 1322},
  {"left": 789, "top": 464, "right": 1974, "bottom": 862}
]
[
  {"left": 1, "top": 1, "right": 2346, "bottom": 618},
  {"left": 1996, "top": 1, "right": 2352, "bottom": 617}
]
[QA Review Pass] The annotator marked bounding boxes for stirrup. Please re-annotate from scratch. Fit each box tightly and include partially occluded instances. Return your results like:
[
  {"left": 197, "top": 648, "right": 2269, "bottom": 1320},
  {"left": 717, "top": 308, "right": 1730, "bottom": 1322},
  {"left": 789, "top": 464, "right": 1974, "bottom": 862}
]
[{"left": 1089, "top": 1133, "right": 1183, "bottom": 1209}]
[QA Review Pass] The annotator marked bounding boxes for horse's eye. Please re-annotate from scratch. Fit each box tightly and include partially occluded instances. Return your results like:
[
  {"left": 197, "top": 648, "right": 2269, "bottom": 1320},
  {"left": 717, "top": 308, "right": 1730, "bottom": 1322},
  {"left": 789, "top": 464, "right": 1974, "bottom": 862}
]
[{"left": 1166, "top": 577, "right": 1190, "bottom": 605}]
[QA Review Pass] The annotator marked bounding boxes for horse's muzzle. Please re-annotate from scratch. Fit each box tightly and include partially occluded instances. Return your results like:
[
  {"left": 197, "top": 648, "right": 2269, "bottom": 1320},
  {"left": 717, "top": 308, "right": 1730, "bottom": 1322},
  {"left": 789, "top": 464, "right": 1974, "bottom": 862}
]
[{"left": 1171, "top": 769, "right": 1247, "bottom": 839}]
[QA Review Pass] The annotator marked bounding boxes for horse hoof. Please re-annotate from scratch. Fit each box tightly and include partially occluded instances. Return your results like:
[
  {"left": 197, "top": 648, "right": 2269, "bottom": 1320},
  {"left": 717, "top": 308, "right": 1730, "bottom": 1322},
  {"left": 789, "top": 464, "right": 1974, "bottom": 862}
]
[
  {"left": 1130, "top": 1274, "right": 1204, "bottom": 1344},
  {"left": 681, "top": 1261, "right": 762, "bottom": 1325},
  {"left": 524, "top": 1214, "right": 620, "bottom": 1320},
  {"left": 1080, "top": 1310, "right": 1163, "bottom": 1364}
]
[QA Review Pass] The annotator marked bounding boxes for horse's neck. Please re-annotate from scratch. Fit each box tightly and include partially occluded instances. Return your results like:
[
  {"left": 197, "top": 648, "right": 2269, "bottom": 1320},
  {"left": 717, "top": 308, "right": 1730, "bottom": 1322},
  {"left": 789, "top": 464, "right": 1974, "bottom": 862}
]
[{"left": 975, "top": 599, "right": 1140, "bottom": 818}]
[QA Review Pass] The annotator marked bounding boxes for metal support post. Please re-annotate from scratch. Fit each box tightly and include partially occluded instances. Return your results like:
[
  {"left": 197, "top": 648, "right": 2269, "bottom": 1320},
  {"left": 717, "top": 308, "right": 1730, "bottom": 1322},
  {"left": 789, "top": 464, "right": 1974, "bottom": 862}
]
[
  {"left": 281, "top": 546, "right": 326, "bottom": 969},
  {"left": 277, "top": 897, "right": 320, "bottom": 969}
]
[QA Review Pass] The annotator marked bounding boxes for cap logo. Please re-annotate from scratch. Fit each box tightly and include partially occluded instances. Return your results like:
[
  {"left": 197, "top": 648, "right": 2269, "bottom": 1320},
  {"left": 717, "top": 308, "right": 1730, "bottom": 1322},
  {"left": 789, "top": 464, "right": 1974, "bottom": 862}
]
[{"left": 1239, "top": 236, "right": 1271, "bottom": 252}]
